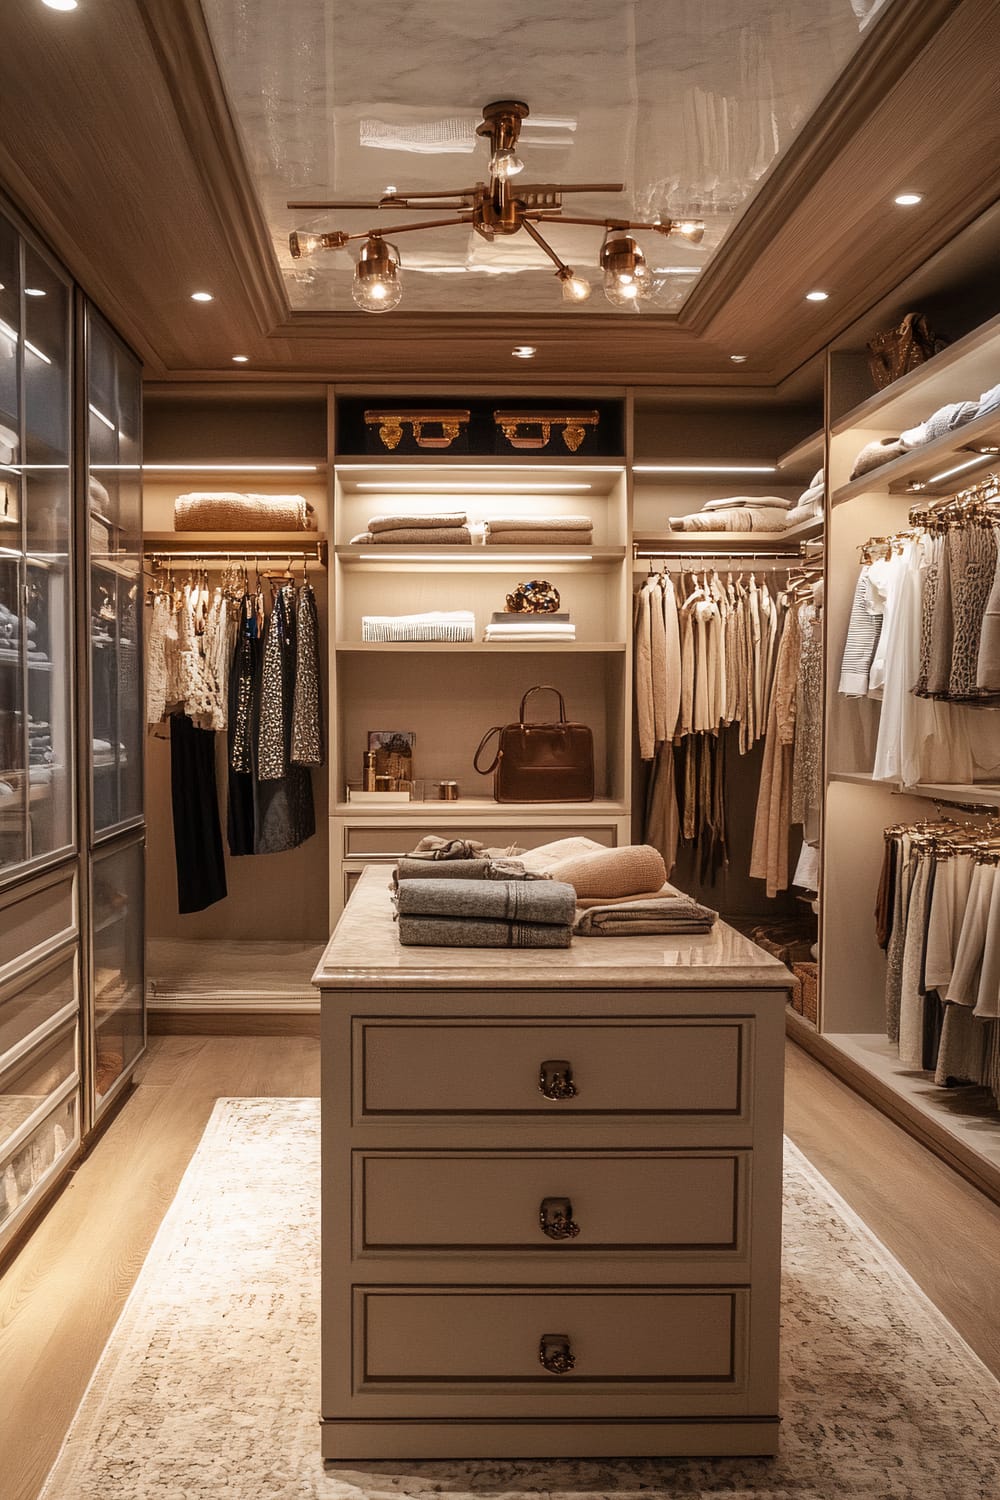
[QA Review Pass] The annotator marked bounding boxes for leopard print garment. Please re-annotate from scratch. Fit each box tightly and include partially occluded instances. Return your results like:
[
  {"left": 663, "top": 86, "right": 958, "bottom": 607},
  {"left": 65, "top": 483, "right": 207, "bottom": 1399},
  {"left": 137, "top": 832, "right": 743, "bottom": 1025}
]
[{"left": 948, "top": 521, "right": 997, "bottom": 700}]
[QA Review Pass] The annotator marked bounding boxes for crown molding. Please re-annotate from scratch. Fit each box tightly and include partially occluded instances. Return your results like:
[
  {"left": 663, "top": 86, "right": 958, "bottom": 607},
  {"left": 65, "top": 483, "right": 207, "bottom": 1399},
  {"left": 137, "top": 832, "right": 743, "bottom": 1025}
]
[
  {"left": 679, "top": 0, "right": 971, "bottom": 334},
  {"left": 134, "top": 0, "right": 289, "bottom": 336}
]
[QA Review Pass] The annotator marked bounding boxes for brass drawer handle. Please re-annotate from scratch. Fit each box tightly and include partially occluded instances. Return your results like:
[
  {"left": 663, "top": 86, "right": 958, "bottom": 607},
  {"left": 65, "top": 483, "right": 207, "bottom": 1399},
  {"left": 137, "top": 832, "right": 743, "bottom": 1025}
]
[
  {"left": 539, "top": 1333, "right": 575, "bottom": 1374},
  {"left": 538, "top": 1059, "right": 577, "bottom": 1100},
  {"left": 539, "top": 1196, "right": 580, "bottom": 1240}
]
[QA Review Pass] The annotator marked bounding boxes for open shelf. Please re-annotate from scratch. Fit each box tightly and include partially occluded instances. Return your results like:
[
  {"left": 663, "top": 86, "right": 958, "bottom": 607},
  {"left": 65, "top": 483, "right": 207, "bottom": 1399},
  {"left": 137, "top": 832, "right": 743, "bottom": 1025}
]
[
  {"left": 904, "top": 781, "right": 1000, "bottom": 808},
  {"left": 336, "top": 641, "right": 626, "bottom": 654},
  {"left": 832, "top": 409, "right": 1000, "bottom": 505},
  {"left": 336, "top": 544, "right": 623, "bottom": 567},
  {"left": 776, "top": 429, "right": 825, "bottom": 479},
  {"left": 142, "top": 459, "right": 327, "bottom": 478},
  {"left": 336, "top": 456, "right": 626, "bottom": 486},
  {"left": 335, "top": 796, "right": 629, "bottom": 819},
  {"left": 632, "top": 517, "right": 823, "bottom": 555}
]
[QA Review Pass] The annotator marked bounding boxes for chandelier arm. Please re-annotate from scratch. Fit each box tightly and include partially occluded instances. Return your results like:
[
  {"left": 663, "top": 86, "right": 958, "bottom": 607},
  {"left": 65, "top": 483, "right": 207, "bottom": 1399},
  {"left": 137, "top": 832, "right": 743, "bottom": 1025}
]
[
  {"left": 360, "top": 215, "right": 474, "bottom": 238},
  {"left": 518, "top": 217, "right": 571, "bottom": 273},
  {"left": 288, "top": 197, "right": 476, "bottom": 212},
  {"left": 529, "top": 213, "right": 673, "bottom": 232}
]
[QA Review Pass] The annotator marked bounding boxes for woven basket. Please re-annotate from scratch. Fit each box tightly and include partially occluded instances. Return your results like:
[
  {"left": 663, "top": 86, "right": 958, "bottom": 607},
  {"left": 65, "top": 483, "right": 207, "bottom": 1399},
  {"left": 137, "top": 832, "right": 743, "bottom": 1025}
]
[{"left": 793, "top": 962, "right": 818, "bottom": 1025}]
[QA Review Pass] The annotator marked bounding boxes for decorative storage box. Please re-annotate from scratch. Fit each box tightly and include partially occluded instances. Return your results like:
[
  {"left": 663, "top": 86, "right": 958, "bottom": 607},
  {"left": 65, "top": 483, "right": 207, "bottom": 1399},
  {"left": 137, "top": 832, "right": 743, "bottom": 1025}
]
[
  {"left": 364, "top": 409, "right": 470, "bottom": 454},
  {"left": 494, "top": 409, "right": 600, "bottom": 455}
]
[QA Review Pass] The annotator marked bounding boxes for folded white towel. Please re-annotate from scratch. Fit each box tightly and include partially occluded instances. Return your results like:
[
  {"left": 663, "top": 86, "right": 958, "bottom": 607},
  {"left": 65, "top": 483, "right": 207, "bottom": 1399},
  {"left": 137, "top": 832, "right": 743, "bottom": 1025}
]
[{"left": 485, "top": 515, "right": 593, "bottom": 533}]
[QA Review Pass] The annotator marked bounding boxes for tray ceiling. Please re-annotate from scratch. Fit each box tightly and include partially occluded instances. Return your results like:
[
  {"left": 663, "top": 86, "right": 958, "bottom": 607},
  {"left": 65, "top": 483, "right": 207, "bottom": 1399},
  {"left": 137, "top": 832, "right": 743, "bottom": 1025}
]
[
  {"left": 0, "top": 0, "right": 996, "bottom": 384},
  {"left": 200, "top": 0, "right": 893, "bottom": 315}
]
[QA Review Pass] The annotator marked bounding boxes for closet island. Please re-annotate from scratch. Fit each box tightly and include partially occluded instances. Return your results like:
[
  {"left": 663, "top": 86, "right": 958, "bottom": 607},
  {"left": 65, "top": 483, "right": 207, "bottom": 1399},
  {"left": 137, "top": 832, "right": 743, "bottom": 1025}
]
[{"left": 313, "top": 866, "right": 790, "bottom": 1460}]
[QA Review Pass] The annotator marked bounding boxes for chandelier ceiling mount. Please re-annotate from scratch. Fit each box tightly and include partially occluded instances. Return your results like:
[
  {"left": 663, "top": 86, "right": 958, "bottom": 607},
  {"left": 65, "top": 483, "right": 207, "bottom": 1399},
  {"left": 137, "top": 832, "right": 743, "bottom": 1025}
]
[{"left": 288, "top": 99, "right": 705, "bottom": 312}]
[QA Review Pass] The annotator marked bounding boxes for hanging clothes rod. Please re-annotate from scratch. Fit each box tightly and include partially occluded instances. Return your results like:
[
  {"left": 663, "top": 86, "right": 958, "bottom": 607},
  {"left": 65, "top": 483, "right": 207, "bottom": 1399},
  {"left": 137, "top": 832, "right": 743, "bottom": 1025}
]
[
  {"left": 143, "top": 540, "right": 328, "bottom": 566},
  {"left": 632, "top": 547, "right": 814, "bottom": 562}
]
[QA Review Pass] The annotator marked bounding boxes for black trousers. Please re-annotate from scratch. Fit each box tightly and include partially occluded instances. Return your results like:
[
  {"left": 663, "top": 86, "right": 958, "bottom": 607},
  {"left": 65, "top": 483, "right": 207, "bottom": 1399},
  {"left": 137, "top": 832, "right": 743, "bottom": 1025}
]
[{"left": 169, "top": 713, "right": 227, "bottom": 914}]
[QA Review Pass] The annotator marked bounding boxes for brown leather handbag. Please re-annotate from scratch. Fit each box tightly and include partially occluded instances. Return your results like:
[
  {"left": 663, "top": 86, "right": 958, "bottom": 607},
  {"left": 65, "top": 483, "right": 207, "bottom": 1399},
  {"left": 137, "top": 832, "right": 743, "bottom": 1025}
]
[
  {"left": 866, "top": 312, "right": 948, "bottom": 391},
  {"left": 474, "top": 686, "right": 595, "bottom": 803}
]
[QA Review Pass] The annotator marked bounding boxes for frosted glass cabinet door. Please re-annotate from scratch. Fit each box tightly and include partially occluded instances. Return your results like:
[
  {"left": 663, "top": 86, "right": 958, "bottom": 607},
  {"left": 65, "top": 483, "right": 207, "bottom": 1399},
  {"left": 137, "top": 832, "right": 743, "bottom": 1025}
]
[
  {"left": 91, "top": 835, "right": 144, "bottom": 1110},
  {"left": 0, "top": 213, "right": 75, "bottom": 879},
  {"left": 87, "top": 307, "right": 142, "bottom": 837}
]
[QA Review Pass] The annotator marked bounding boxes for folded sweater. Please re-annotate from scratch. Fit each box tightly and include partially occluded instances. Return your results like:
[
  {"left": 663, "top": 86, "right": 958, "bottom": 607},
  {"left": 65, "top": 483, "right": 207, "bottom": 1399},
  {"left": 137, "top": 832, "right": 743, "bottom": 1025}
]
[
  {"left": 352, "top": 527, "right": 472, "bottom": 545},
  {"left": 669, "top": 507, "right": 790, "bottom": 533},
  {"left": 521, "top": 841, "right": 667, "bottom": 900},
  {"left": 362, "top": 611, "right": 475, "bottom": 642},
  {"left": 485, "top": 515, "right": 593, "bottom": 533},
  {"left": 394, "top": 856, "right": 536, "bottom": 883},
  {"left": 396, "top": 877, "right": 577, "bottom": 926},
  {"left": 398, "top": 914, "right": 572, "bottom": 948},
  {"left": 485, "top": 530, "right": 592, "bottom": 545},
  {"left": 702, "top": 494, "right": 792, "bottom": 512},
  {"left": 574, "top": 895, "right": 717, "bottom": 936},
  {"left": 368, "top": 512, "right": 467, "bottom": 532},
  {"left": 850, "top": 437, "right": 906, "bottom": 479}
]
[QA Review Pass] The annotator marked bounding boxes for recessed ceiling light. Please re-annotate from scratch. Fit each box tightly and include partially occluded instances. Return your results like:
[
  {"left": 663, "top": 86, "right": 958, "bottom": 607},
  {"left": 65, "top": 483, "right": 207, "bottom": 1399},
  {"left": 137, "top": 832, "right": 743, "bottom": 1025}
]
[
  {"left": 894, "top": 192, "right": 923, "bottom": 206},
  {"left": 384, "top": 185, "right": 397, "bottom": 195},
  {"left": 24, "top": 287, "right": 46, "bottom": 297},
  {"left": 191, "top": 291, "right": 214, "bottom": 303},
  {"left": 805, "top": 290, "right": 829, "bottom": 302},
  {"left": 42, "top": 0, "right": 79, "bottom": 10},
  {"left": 730, "top": 354, "right": 748, "bottom": 364},
  {"left": 232, "top": 355, "right": 249, "bottom": 363},
  {"left": 512, "top": 345, "right": 537, "bottom": 359}
]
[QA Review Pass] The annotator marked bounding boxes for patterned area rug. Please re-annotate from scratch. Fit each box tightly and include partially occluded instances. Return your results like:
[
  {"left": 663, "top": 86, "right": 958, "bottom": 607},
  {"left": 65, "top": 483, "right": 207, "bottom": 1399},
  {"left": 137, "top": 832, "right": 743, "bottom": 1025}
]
[{"left": 40, "top": 1098, "right": 1000, "bottom": 1500}]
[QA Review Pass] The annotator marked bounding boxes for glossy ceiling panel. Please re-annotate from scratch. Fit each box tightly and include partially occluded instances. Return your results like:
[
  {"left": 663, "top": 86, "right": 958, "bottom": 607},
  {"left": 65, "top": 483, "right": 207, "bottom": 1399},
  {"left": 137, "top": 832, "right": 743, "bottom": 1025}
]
[{"left": 201, "top": 0, "right": 893, "bottom": 315}]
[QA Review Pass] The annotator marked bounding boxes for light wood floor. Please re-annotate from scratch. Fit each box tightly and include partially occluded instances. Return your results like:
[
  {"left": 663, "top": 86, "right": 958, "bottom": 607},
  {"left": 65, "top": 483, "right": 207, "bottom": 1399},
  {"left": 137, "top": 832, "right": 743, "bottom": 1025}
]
[{"left": 1, "top": 1035, "right": 999, "bottom": 1500}]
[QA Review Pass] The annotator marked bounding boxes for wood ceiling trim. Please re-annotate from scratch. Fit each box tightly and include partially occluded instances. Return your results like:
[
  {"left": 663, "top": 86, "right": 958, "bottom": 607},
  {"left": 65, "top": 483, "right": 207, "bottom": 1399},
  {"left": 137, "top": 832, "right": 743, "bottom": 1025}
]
[
  {"left": 134, "top": 0, "right": 289, "bottom": 336},
  {"left": 680, "top": 0, "right": 975, "bottom": 335}
]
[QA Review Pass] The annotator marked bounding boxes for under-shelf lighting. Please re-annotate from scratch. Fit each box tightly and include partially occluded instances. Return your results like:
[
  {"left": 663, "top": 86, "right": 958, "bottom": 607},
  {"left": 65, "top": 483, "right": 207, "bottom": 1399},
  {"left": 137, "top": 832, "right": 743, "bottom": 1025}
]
[
  {"left": 89, "top": 404, "right": 116, "bottom": 431},
  {"left": 352, "top": 551, "right": 594, "bottom": 562},
  {"left": 633, "top": 464, "right": 776, "bottom": 475},
  {"left": 143, "top": 463, "right": 320, "bottom": 472},
  {"left": 353, "top": 480, "right": 593, "bottom": 492},
  {"left": 926, "top": 454, "right": 993, "bottom": 484}
]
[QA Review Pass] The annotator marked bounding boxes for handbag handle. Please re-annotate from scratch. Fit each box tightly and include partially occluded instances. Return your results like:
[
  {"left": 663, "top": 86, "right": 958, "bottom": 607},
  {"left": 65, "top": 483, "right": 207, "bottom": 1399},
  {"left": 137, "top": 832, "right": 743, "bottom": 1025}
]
[
  {"left": 519, "top": 684, "right": 568, "bottom": 724},
  {"left": 473, "top": 725, "right": 503, "bottom": 775}
]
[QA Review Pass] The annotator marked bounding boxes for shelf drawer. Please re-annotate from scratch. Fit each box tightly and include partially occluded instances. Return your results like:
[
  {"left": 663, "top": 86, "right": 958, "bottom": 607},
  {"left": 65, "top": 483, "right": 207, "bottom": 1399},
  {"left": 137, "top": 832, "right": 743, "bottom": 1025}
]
[
  {"left": 357, "top": 1286, "right": 744, "bottom": 1388},
  {"left": 0, "top": 949, "right": 78, "bottom": 1071},
  {"left": 357, "top": 1150, "right": 747, "bottom": 1254},
  {"left": 342, "top": 822, "right": 618, "bottom": 860},
  {"left": 0, "top": 1019, "right": 78, "bottom": 1152},
  {"left": 0, "top": 868, "right": 77, "bottom": 980},
  {"left": 0, "top": 1085, "right": 79, "bottom": 1239},
  {"left": 356, "top": 1018, "right": 749, "bottom": 1120}
]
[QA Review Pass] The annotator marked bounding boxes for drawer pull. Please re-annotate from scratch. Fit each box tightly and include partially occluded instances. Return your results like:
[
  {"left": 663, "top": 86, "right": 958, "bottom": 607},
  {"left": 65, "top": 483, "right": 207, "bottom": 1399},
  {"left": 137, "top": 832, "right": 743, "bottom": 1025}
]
[
  {"left": 539, "top": 1196, "right": 580, "bottom": 1240},
  {"left": 539, "top": 1333, "right": 575, "bottom": 1374},
  {"left": 538, "top": 1059, "right": 577, "bottom": 1100}
]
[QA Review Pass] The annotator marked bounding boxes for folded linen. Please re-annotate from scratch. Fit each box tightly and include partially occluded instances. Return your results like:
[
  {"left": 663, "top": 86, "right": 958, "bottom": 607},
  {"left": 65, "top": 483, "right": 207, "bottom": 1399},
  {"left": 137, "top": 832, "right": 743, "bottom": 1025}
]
[
  {"left": 784, "top": 500, "right": 823, "bottom": 526},
  {"left": 520, "top": 841, "right": 667, "bottom": 900},
  {"left": 395, "top": 856, "right": 537, "bottom": 883},
  {"left": 849, "top": 437, "right": 905, "bottom": 479},
  {"left": 408, "top": 835, "right": 523, "bottom": 860},
  {"left": 669, "top": 507, "right": 790, "bottom": 533},
  {"left": 351, "top": 527, "right": 472, "bottom": 545},
  {"left": 398, "top": 914, "right": 572, "bottom": 948},
  {"left": 484, "top": 530, "right": 592, "bottom": 545},
  {"left": 397, "top": 877, "right": 577, "bottom": 927},
  {"left": 362, "top": 610, "right": 475, "bottom": 642},
  {"left": 900, "top": 400, "right": 979, "bottom": 449},
  {"left": 701, "top": 495, "right": 793, "bottom": 512},
  {"left": 574, "top": 887, "right": 668, "bottom": 908},
  {"left": 977, "top": 382, "right": 1000, "bottom": 418},
  {"left": 368, "top": 512, "right": 467, "bottom": 532},
  {"left": 574, "top": 895, "right": 717, "bottom": 936},
  {"left": 484, "top": 515, "right": 593, "bottom": 533},
  {"left": 485, "top": 626, "right": 576, "bottom": 640},
  {"left": 174, "top": 492, "right": 316, "bottom": 530},
  {"left": 795, "top": 481, "right": 825, "bottom": 509}
]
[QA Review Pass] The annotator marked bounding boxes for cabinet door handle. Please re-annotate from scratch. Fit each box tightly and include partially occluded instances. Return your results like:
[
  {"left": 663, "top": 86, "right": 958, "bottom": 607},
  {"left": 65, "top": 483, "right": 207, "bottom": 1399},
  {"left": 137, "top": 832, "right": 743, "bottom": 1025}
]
[
  {"left": 539, "top": 1196, "right": 580, "bottom": 1240},
  {"left": 538, "top": 1059, "right": 577, "bottom": 1100},
  {"left": 539, "top": 1333, "right": 576, "bottom": 1374}
]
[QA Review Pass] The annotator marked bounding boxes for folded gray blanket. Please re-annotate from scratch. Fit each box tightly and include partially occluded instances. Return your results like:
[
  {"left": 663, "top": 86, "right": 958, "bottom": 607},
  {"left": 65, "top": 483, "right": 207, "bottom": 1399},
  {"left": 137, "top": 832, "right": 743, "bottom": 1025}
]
[
  {"left": 484, "top": 530, "right": 592, "bottom": 545},
  {"left": 394, "top": 856, "right": 537, "bottom": 883},
  {"left": 397, "top": 877, "right": 577, "bottom": 926},
  {"left": 352, "top": 527, "right": 472, "bottom": 545},
  {"left": 574, "top": 895, "right": 718, "bottom": 936},
  {"left": 398, "top": 914, "right": 572, "bottom": 948}
]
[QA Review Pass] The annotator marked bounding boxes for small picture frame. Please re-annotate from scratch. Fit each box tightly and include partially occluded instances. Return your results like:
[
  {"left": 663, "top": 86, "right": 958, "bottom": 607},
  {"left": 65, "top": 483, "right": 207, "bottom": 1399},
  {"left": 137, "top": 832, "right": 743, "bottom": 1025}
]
[{"left": 367, "top": 730, "right": 415, "bottom": 780}]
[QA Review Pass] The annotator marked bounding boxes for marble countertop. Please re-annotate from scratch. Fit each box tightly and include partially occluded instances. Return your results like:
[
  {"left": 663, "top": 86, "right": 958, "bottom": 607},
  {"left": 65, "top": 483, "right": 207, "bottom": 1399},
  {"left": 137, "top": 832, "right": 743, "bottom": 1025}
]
[{"left": 313, "top": 868, "right": 794, "bottom": 991}]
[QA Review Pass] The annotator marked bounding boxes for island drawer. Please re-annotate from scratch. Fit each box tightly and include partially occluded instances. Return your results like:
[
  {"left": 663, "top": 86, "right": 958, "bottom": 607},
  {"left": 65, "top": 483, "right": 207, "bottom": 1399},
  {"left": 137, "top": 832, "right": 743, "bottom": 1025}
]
[
  {"left": 355, "top": 1017, "right": 750, "bottom": 1121},
  {"left": 355, "top": 1149, "right": 748, "bottom": 1255},
  {"left": 355, "top": 1286, "right": 746, "bottom": 1394}
]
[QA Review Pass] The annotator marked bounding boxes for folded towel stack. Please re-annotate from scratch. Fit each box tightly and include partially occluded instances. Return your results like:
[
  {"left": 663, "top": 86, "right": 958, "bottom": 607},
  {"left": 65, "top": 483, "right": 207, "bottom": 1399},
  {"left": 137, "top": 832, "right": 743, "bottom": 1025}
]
[
  {"left": 484, "top": 610, "right": 576, "bottom": 642},
  {"left": 668, "top": 496, "right": 794, "bottom": 533},
  {"left": 174, "top": 492, "right": 316, "bottom": 531},
  {"left": 352, "top": 512, "right": 472, "bottom": 545},
  {"left": 361, "top": 610, "right": 475, "bottom": 642},
  {"left": 395, "top": 855, "right": 538, "bottom": 883},
  {"left": 484, "top": 515, "right": 593, "bottom": 546},
  {"left": 396, "top": 877, "right": 577, "bottom": 948}
]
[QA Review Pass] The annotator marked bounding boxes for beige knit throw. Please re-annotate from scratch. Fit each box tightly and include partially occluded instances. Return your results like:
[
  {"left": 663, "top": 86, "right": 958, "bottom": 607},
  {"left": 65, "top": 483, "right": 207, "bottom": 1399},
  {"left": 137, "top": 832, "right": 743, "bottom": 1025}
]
[
  {"left": 519, "top": 838, "right": 667, "bottom": 899},
  {"left": 174, "top": 493, "right": 316, "bottom": 531}
]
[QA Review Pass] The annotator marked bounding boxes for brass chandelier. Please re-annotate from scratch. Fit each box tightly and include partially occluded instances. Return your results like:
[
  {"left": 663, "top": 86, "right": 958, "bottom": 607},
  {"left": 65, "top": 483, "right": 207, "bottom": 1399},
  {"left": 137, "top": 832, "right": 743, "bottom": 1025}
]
[{"left": 287, "top": 99, "right": 704, "bottom": 313}]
